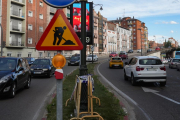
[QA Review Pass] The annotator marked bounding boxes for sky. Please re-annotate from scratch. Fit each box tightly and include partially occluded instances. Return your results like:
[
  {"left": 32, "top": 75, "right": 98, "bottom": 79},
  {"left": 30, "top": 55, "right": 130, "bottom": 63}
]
[{"left": 88, "top": 0, "right": 180, "bottom": 45}]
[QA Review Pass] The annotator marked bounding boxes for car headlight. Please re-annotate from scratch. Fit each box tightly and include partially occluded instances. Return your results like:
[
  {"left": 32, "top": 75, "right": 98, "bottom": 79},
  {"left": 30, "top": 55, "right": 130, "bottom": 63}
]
[
  {"left": 43, "top": 69, "right": 48, "bottom": 71},
  {"left": 75, "top": 61, "right": 79, "bottom": 63},
  {"left": 0, "top": 74, "right": 12, "bottom": 84},
  {"left": 31, "top": 68, "right": 34, "bottom": 71}
]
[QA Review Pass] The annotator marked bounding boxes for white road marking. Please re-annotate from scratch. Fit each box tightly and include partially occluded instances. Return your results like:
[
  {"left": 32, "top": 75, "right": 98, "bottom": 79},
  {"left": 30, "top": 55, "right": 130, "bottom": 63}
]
[{"left": 142, "top": 87, "right": 180, "bottom": 105}]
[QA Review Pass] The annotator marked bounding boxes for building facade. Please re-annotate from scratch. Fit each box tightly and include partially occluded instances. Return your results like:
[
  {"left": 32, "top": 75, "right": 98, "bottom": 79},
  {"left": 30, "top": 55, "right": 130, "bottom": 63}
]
[{"left": 110, "top": 17, "right": 148, "bottom": 50}]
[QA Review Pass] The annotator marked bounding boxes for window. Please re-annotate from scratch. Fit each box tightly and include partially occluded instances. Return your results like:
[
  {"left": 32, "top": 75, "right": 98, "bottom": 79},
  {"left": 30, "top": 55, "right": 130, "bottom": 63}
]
[
  {"left": 133, "top": 25, "right": 136, "bottom": 27},
  {"left": 54, "top": 53, "right": 57, "bottom": 56},
  {"left": 39, "top": 52, "right": 43, "bottom": 57},
  {"left": 28, "top": 53, "right": 31, "bottom": 57},
  {"left": 134, "top": 37, "right": 136, "bottom": 39},
  {"left": 17, "top": 53, "right": 21, "bottom": 57},
  {"left": 133, "top": 21, "right": 135, "bottom": 23},
  {"left": 7, "top": 53, "right": 11, "bottom": 57},
  {"left": 29, "top": 0, "right": 33, "bottom": 3},
  {"left": 40, "top": 1, "right": 43, "bottom": 7},
  {"left": 139, "top": 59, "right": 162, "bottom": 65},
  {"left": 39, "top": 14, "right": 43, "bottom": 19},
  {"left": 124, "top": 23, "right": 125, "bottom": 25},
  {"left": 39, "top": 27, "right": 43, "bottom": 32},
  {"left": 28, "top": 38, "right": 32, "bottom": 44},
  {"left": 28, "top": 24, "right": 32, "bottom": 30},
  {"left": 133, "top": 29, "right": 136, "bottom": 31},
  {"left": 48, "top": 53, "right": 51, "bottom": 57},
  {"left": 134, "top": 33, "right": 136, "bottom": 35},
  {"left": 28, "top": 11, "right": 33, "bottom": 17}
]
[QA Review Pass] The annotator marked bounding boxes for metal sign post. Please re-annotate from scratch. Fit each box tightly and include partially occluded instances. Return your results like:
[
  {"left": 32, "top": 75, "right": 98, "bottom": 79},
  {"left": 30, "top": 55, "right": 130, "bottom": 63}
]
[{"left": 91, "top": 45, "right": 94, "bottom": 63}]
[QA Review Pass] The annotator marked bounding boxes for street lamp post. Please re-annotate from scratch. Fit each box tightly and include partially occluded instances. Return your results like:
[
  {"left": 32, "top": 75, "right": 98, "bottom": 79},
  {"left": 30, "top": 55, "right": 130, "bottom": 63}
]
[{"left": 138, "top": 28, "right": 142, "bottom": 56}]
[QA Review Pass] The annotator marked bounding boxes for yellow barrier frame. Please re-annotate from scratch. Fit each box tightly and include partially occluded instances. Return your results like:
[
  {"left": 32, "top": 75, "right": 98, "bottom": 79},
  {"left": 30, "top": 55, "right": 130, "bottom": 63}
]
[{"left": 66, "top": 75, "right": 103, "bottom": 120}]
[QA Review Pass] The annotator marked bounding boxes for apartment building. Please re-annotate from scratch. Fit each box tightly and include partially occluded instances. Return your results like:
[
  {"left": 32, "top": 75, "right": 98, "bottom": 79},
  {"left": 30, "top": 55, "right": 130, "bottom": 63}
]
[
  {"left": 0, "top": 0, "right": 73, "bottom": 58},
  {"left": 149, "top": 41, "right": 157, "bottom": 49},
  {"left": 116, "top": 25, "right": 131, "bottom": 52},
  {"left": 110, "top": 17, "right": 148, "bottom": 50},
  {"left": 107, "top": 22, "right": 117, "bottom": 53},
  {"left": 168, "top": 37, "right": 178, "bottom": 48}
]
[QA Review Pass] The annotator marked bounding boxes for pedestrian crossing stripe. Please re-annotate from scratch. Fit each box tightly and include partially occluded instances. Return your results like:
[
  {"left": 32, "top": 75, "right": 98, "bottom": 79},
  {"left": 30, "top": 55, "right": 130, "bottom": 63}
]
[{"left": 36, "top": 9, "right": 83, "bottom": 50}]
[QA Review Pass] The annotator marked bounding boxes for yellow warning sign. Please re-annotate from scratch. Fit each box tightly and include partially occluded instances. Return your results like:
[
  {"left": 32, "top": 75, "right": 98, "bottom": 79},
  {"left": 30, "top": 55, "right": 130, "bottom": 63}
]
[{"left": 36, "top": 9, "right": 83, "bottom": 51}]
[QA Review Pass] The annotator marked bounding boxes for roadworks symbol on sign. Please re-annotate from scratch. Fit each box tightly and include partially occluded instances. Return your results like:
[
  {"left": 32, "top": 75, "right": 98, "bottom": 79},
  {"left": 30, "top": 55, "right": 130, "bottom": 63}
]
[{"left": 36, "top": 9, "right": 83, "bottom": 50}]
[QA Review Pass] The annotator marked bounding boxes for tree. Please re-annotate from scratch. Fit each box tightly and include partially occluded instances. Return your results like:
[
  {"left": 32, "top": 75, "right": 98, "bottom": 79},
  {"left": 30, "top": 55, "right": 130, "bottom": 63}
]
[{"left": 164, "top": 41, "right": 172, "bottom": 48}]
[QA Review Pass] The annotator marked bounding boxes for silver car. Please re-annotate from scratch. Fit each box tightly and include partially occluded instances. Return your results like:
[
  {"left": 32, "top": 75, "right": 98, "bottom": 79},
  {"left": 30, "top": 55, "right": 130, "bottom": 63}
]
[{"left": 169, "top": 58, "right": 180, "bottom": 69}]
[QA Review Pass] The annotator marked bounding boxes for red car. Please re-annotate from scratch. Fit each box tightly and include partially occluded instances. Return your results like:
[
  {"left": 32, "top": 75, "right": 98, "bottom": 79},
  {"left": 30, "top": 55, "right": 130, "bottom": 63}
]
[
  {"left": 109, "top": 52, "right": 117, "bottom": 57},
  {"left": 155, "top": 47, "right": 160, "bottom": 51},
  {"left": 119, "top": 52, "right": 128, "bottom": 59}
]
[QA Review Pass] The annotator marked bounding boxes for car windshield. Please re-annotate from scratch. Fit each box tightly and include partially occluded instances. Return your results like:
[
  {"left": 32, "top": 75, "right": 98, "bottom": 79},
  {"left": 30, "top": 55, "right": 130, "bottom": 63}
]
[
  {"left": 88, "top": 55, "right": 96, "bottom": 57},
  {"left": 25, "top": 58, "right": 31, "bottom": 62},
  {"left": 70, "top": 56, "right": 80, "bottom": 60},
  {"left": 0, "top": 58, "right": 17, "bottom": 71},
  {"left": 172, "top": 59, "right": 180, "bottom": 62},
  {"left": 112, "top": 58, "right": 122, "bottom": 60},
  {"left": 33, "top": 59, "right": 50, "bottom": 65},
  {"left": 139, "top": 59, "right": 162, "bottom": 65},
  {"left": 110, "top": 53, "right": 116, "bottom": 54},
  {"left": 120, "top": 53, "right": 125, "bottom": 55}
]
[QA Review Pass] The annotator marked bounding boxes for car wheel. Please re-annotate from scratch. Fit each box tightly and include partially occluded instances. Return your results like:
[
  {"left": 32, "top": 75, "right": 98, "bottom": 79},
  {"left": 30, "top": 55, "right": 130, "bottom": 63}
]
[
  {"left": 25, "top": 77, "right": 31, "bottom": 89},
  {"left": 68, "top": 63, "right": 70, "bottom": 66},
  {"left": 109, "top": 65, "right": 111, "bottom": 69},
  {"left": 9, "top": 83, "right": 16, "bottom": 98},
  {"left": 177, "top": 68, "right": 179, "bottom": 71},
  {"left": 124, "top": 71, "right": 128, "bottom": 81},
  {"left": 131, "top": 74, "right": 136, "bottom": 86},
  {"left": 169, "top": 65, "right": 171, "bottom": 68},
  {"left": 160, "top": 81, "right": 166, "bottom": 86},
  {"left": 47, "top": 72, "right": 52, "bottom": 78}
]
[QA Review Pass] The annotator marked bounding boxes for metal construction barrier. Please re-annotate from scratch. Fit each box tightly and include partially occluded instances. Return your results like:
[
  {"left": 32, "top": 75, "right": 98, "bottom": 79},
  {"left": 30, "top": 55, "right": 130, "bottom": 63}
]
[{"left": 66, "top": 75, "right": 103, "bottom": 120}]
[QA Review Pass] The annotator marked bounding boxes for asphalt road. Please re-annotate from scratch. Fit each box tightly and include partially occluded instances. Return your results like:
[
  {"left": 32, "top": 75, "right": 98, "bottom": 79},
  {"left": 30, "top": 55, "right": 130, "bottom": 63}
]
[
  {"left": 0, "top": 55, "right": 108, "bottom": 120},
  {"left": 98, "top": 53, "right": 180, "bottom": 120}
]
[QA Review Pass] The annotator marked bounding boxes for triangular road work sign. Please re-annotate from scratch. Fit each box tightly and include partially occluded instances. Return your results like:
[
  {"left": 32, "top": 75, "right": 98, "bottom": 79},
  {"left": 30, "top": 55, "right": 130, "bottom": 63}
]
[{"left": 36, "top": 9, "right": 83, "bottom": 50}]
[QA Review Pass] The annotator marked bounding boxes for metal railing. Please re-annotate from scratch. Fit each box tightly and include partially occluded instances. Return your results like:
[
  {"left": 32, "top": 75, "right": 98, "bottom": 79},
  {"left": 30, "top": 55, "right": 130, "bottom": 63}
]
[
  {"left": 11, "top": 10, "right": 25, "bottom": 18},
  {"left": 12, "top": 0, "right": 25, "bottom": 4},
  {"left": 10, "top": 25, "right": 25, "bottom": 32},
  {"left": 9, "top": 41, "right": 24, "bottom": 46}
]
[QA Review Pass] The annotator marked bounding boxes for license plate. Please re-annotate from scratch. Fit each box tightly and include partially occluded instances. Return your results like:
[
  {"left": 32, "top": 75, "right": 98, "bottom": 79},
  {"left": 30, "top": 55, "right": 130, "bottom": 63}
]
[
  {"left": 34, "top": 72, "right": 41, "bottom": 74},
  {"left": 147, "top": 68, "right": 157, "bottom": 71},
  {"left": 114, "top": 65, "right": 119, "bottom": 66}
]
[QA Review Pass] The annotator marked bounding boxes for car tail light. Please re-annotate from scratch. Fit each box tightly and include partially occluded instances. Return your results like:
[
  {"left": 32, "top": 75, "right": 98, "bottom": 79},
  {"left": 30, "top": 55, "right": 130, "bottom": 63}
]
[
  {"left": 136, "top": 66, "right": 144, "bottom": 71},
  {"left": 160, "top": 66, "right": 166, "bottom": 71},
  {"left": 171, "top": 62, "right": 173, "bottom": 65}
]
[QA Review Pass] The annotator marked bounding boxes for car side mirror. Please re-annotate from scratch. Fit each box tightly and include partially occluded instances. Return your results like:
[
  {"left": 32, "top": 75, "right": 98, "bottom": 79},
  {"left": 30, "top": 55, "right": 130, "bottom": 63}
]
[{"left": 125, "top": 62, "right": 128, "bottom": 65}]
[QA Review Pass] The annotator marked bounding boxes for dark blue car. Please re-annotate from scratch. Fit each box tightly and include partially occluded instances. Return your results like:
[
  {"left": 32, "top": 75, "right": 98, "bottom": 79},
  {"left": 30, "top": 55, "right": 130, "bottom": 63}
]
[
  {"left": 0, "top": 57, "right": 31, "bottom": 98},
  {"left": 24, "top": 57, "right": 35, "bottom": 66},
  {"left": 68, "top": 56, "right": 80, "bottom": 66},
  {"left": 30, "top": 59, "right": 55, "bottom": 78}
]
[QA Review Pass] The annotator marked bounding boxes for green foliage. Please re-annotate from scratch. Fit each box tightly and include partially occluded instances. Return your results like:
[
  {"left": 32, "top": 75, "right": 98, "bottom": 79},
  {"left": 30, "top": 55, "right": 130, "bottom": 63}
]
[
  {"left": 164, "top": 41, "right": 172, "bottom": 48},
  {"left": 46, "top": 63, "right": 126, "bottom": 120}
]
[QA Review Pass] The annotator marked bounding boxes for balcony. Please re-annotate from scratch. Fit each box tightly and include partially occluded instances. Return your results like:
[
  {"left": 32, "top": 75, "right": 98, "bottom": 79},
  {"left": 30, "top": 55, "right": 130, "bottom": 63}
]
[
  {"left": 122, "top": 39, "right": 127, "bottom": 41},
  {"left": 11, "top": 0, "right": 25, "bottom": 5},
  {"left": 10, "top": 25, "right": 25, "bottom": 33},
  {"left": 11, "top": 10, "right": 25, "bottom": 19},
  {"left": 9, "top": 41, "right": 25, "bottom": 47},
  {"left": 128, "top": 23, "right": 132, "bottom": 25}
]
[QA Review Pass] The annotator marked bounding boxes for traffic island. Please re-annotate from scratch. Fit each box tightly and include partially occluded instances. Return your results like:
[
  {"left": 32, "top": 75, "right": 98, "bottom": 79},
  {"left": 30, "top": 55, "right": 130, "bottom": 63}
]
[{"left": 46, "top": 63, "right": 127, "bottom": 120}]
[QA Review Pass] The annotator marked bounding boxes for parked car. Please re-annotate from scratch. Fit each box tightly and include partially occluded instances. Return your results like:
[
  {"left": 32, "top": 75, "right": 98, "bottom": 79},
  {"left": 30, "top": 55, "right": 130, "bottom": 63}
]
[
  {"left": 68, "top": 56, "right": 80, "bottom": 66},
  {"left": 119, "top": 52, "right": 128, "bottom": 59},
  {"left": 109, "top": 52, "right": 117, "bottom": 57},
  {"left": 137, "top": 49, "right": 141, "bottom": 53},
  {"left": 147, "top": 49, "right": 152, "bottom": 53},
  {"left": 30, "top": 59, "right": 55, "bottom": 78},
  {"left": 24, "top": 57, "right": 35, "bottom": 66},
  {"left": 86, "top": 54, "right": 98, "bottom": 62},
  {"left": 155, "top": 47, "right": 160, "bottom": 51},
  {"left": 128, "top": 49, "right": 133, "bottom": 53},
  {"left": 162, "top": 59, "right": 168, "bottom": 64},
  {"left": 169, "top": 58, "right": 180, "bottom": 69},
  {"left": 124, "top": 56, "right": 166, "bottom": 86},
  {"left": 109, "top": 57, "right": 123, "bottom": 69},
  {"left": 0, "top": 57, "right": 31, "bottom": 98}
]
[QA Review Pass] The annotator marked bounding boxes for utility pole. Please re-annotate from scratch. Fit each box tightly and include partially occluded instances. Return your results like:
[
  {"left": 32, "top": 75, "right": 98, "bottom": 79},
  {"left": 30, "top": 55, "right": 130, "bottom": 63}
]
[{"left": 138, "top": 28, "right": 142, "bottom": 56}]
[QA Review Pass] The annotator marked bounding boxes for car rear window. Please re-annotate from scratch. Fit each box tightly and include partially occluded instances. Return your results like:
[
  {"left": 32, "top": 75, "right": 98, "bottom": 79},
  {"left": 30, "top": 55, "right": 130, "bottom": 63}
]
[
  {"left": 112, "top": 58, "right": 122, "bottom": 60},
  {"left": 111, "top": 52, "right": 116, "bottom": 54},
  {"left": 172, "top": 59, "right": 180, "bottom": 62},
  {"left": 139, "top": 59, "right": 162, "bottom": 65},
  {"left": 120, "top": 53, "right": 125, "bottom": 55}
]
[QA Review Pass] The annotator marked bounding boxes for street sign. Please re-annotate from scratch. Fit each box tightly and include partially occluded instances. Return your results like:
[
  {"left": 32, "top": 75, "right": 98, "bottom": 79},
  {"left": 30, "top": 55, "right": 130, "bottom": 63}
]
[
  {"left": 36, "top": 9, "right": 83, "bottom": 51},
  {"left": 90, "top": 45, "right": 94, "bottom": 52},
  {"left": 43, "top": 0, "right": 76, "bottom": 8}
]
